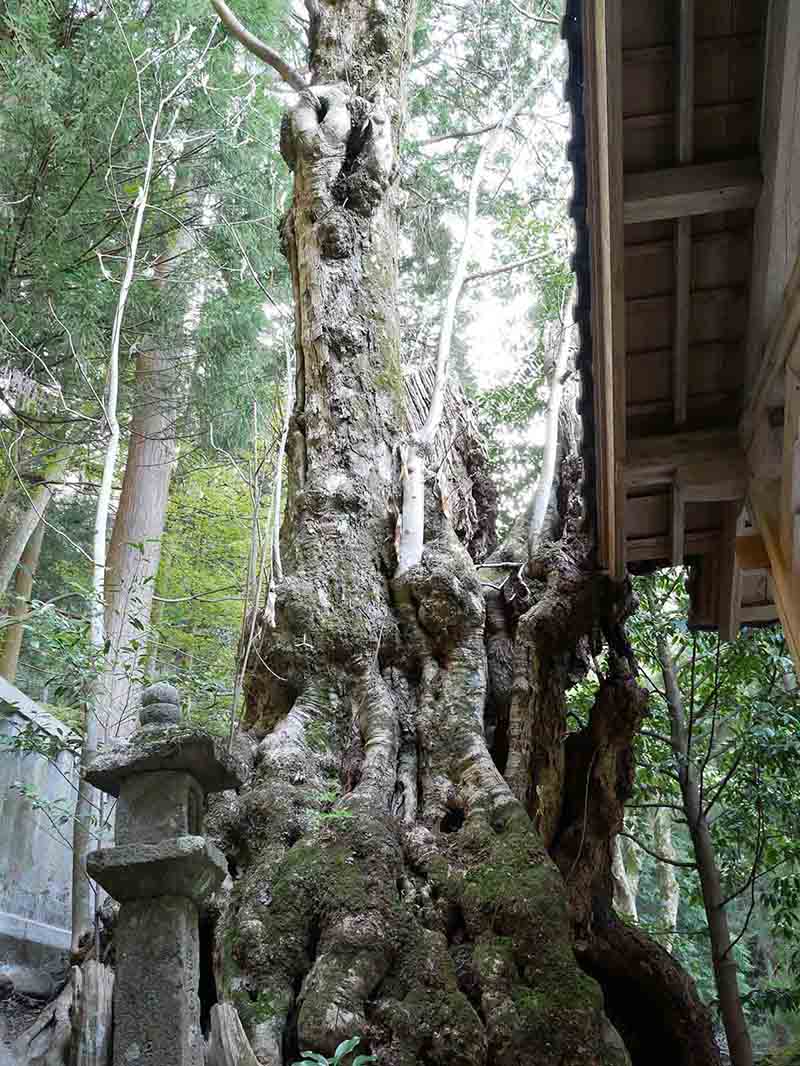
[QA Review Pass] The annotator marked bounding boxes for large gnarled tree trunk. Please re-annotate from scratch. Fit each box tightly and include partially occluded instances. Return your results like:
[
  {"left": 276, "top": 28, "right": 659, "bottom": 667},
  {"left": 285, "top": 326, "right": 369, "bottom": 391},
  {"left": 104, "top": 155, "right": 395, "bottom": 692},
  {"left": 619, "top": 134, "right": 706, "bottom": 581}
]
[{"left": 203, "top": 3, "right": 722, "bottom": 1065}]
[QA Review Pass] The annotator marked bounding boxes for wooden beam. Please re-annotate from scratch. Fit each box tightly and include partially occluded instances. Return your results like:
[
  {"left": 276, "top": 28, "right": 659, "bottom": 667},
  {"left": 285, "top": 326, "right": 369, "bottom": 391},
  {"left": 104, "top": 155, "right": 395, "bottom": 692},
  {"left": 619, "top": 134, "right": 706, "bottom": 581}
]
[
  {"left": 623, "top": 158, "right": 762, "bottom": 225},
  {"left": 741, "top": 254, "right": 800, "bottom": 456},
  {"left": 584, "top": 0, "right": 627, "bottom": 580},
  {"left": 735, "top": 534, "right": 770, "bottom": 570},
  {"left": 625, "top": 429, "right": 746, "bottom": 488},
  {"left": 717, "top": 501, "right": 742, "bottom": 641},
  {"left": 626, "top": 529, "right": 719, "bottom": 564},
  {"left": 672, "top": 0, "right": 694, "bottom": 426},
  {"left": 743, "top": 0, "right": 800, "bottom": 394},
  {"left": 740, "top": 603, "right": 780, "bottom": 624},
  {"left": 780, "top": 364, "right": 800, "bottom": 574},
  {"left": 671, "top": 482, "right": 685, "bottom": 566},
  {"left": 673, "top": 219, "right": 691, "bottom": 424},
  {"left": 748, "top": 479, "right": 800, "bottom": 676},
  {"left": 676, "top": 0, "right": 694, "bottom": 162}
]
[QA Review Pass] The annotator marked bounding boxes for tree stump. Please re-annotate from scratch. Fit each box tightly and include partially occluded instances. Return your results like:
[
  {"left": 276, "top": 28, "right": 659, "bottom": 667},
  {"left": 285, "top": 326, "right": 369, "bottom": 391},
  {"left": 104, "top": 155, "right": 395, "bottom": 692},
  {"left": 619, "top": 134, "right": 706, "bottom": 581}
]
[
  {"left": 206, "top": 1004, "right": 259, "bottom": 1066},
  {"left": 70, "top": 962, "right": 113, "bottom": 1066}
]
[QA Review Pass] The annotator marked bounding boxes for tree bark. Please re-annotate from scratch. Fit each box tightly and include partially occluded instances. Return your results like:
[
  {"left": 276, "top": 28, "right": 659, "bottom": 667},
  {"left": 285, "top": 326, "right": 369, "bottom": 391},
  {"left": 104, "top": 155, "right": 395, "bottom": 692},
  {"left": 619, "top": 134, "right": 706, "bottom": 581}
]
[
  {"left": 202, "top": 5, "right": 723, "bottom": 1065},
  {"left": 611, "top": 834, "right": 640, "bottom": 922},
  {"left": 12, "top": 980, "right": 73, "bottom": 1066},
  {"left": 101, "top": 341, "right": 177, "bottom": 742},
  {"left": 0, "top": 515, "right": 45, "bottom": 681},
  {"left": 658, "top": 637, "right": 752, "bottom": 1066},
  {"left": 205, "top": 3, "right": 623, "bottom": 1064},
  {"left": 69, "top": 961, "right": 114, "bottom": 1066},
  {"left": 207, "top": 1004, "right": 260, "bottom": 1066},
  {"left": 652, "top": 805, "right": 680, "bottom": 952},
  {"left": 0, "top": 450, "right": 65, "bottom": 600}
]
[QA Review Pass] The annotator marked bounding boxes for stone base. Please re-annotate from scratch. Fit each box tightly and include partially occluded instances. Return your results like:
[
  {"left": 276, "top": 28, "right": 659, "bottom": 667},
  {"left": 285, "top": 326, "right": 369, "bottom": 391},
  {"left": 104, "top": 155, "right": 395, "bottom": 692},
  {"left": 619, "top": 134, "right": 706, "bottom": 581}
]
[{"left": 114, "top": 896, "right": 203, "bottom": 1066}]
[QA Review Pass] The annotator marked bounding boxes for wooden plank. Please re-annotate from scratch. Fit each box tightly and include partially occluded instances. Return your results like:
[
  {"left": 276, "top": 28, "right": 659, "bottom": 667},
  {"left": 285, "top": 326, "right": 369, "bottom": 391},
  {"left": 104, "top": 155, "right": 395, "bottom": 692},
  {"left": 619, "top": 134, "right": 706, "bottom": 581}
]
[
  {"left": 688, "top": 553, "right": 719, "bottom": 628},
  {"left": 622, "top": 33, "right": 761, "bottom": 66},
  {"left": 717, "top": 500, "right": 742, "bottom": 641},
  {"left": 741, "top": 253, "right": 800, "bottom": 454},
  {"left": 626, "top": 529, "right": 719, "bottom": 563},
  {"left": 672, "top": 0, "right": 693, "bottom": 426},
  {"left": 748, "top": 478, "right": 800, "bottom": 676},
  {"left": 780, "top": 364, "right": 800, "bottom": 574},
  {"left": 584, "top": 0, "right": 627, "bottom": 580},
  {"left": 625, "top": 429, "right": 746, "bottom": 487},
  {"left": 671, "top": 481, "right": 685, "bottom": 565},
  {"left": 740, "top": 603, "right": 779, "bottom": 623},
  {"left": 743, "top": 0, "right": 800, "bottom": 395},
  {"left": 735, "top": 534, "right": 771, "bottom": 570},
  {"left": 673, "top": 219, "right": 691, "bottom": 424},
  {"left": 623, "top": 101, "right": 756, "bottom": 131},
  {"left": 677, "top": 0, "right": 694, "bottom": 161},
  {"left": 623, "top": 157, "right": 762, "bottom": 224}
]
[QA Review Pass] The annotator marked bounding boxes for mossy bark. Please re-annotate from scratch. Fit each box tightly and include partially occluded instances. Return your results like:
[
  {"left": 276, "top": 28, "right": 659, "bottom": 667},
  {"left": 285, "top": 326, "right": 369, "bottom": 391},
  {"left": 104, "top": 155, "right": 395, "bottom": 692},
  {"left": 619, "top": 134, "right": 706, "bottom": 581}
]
[{"left": 205, "top": 4, "right": 717, "bottom": 1065}]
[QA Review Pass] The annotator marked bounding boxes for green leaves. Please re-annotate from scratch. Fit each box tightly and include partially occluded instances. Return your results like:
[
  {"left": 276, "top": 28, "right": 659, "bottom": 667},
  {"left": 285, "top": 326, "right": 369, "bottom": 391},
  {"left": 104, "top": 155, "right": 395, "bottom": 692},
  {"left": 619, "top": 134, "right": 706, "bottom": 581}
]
[{"left": 290, "top": 1035, "right": 375, "bottom": 1066}]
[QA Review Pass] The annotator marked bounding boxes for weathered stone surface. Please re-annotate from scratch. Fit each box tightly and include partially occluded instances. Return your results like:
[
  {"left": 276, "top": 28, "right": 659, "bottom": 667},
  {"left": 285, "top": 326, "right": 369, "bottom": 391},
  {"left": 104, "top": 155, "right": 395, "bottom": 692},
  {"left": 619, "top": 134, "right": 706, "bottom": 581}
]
[
  {"left": 87, "top": 836, "right": 227, "bottom": 904},
  {"left": 1, "top": 679, "right": 77, "bottom": 967},
  {"left": 114, "top": 896, "right": 203, "bottom": 1066},
  {"left": 116, "top": 772, "right": 204, "bottom": 845},
  {"left": 85, "top": 728, "right": 246, "bottom": 797},
  {"left": 141, "top": 683, "right": 180, "bottom": 708},
  {"left": 0, "top": 966, "right": 54, "bottom": 1001},
  {"left": 139, "top": 701, "right": 181, "bottom": 728}
]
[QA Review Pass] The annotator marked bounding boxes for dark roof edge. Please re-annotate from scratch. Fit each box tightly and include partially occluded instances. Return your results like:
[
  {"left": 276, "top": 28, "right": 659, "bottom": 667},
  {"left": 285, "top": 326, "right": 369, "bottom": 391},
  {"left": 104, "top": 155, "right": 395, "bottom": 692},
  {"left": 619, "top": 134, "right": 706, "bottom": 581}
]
[{"left": 562, "top": 0, "right": 598, "bottom": 544}]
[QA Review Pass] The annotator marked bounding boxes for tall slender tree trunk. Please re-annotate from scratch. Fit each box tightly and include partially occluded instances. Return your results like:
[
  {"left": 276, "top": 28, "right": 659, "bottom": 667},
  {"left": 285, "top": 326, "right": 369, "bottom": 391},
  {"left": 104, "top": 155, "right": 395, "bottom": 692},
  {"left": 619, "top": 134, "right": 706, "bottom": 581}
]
[
  {"left": 612, "top": 833, "right": 641, "bottom": 922},
  {"left": 652, "top": 805, "right": 680, "bottom": 952},
  {"left": 71, "top": 99, "right": 163, "bottom": 954},
  {"left": 0, "top": 515, "right": 45, "bottom": 681},
  {"left": 658, "top": 638, "right": 752, "bottom": 1066},
  {"left": 101, "top": 342, "right": 177, "bottom": 741}
]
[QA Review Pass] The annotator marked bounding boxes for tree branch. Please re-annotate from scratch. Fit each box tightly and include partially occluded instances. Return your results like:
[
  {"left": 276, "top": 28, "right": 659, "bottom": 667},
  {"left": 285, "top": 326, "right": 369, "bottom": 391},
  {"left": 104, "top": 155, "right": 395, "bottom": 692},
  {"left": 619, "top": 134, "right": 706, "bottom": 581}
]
[
  {"left": 506, "top": 0, "right": 560, "bottom": 24},
  {"left": 417, "top": 122, "right": 504, "bottom": 146},
  {"left": 702, "top": 748, "right": 745, "bottom": 818},
  {"left": 209, "top": 0, "right": 307, "bottom": 92},
  {"left": 463, "top": 254, "right": 543, "bottom": 284},
  {"left": 618, "top": 831, "right": 697, "bottom": 870}
]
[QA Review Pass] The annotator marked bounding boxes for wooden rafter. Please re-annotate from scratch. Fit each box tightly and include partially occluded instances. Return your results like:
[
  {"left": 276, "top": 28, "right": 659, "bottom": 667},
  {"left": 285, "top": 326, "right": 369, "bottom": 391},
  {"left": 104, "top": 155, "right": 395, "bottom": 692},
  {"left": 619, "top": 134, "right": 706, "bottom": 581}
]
[
  {"left": 672, "top": 0, "right": 694, "bottom": 428},
  {"left": 584, "top": 0, "right": 627, "bottom": 580},
  {"left": 625, "top": 429, "right": 746, "bottom": 489},
  {"left": 623, "top": 158, "right": 762, "bottom": 225}
]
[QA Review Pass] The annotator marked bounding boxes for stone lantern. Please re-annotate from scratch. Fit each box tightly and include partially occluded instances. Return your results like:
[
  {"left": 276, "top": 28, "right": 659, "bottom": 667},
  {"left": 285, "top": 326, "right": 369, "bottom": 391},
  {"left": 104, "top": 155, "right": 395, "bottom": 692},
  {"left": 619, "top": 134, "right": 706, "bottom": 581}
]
[{"left": 86, "top": 683, "right": 244, "bottom": 1066}]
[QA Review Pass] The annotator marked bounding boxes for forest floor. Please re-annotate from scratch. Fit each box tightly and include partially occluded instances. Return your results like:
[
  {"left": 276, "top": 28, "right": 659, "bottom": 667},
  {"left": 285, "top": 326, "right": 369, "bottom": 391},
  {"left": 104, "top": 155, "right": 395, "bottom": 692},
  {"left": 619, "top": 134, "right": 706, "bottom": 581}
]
[{"left": 0, "top": 992, "right": 41, "bottom": 1061}]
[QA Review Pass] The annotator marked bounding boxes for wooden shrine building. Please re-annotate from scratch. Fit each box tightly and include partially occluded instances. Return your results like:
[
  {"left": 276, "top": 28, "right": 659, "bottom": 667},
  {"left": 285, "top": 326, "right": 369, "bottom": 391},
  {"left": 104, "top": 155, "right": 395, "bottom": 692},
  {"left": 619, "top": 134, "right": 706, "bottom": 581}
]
[{"left": 577, "top": 0, "right": 800, "bottom": 669}]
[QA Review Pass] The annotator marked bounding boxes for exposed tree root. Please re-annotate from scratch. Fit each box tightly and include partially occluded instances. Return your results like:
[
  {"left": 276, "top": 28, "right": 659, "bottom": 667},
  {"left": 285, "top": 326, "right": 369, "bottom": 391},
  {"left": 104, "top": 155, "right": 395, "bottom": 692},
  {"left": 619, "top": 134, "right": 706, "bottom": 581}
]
[{"left": 579, "top": 920, "right": 721, "bottom": 1066}]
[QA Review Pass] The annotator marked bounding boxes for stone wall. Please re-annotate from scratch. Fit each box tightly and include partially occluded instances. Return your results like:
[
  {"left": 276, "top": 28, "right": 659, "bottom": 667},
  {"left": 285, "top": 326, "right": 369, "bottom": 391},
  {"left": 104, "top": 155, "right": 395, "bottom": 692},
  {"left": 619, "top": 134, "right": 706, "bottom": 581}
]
[{"left": 0, "top": 677, "right": 77, "bottom": 968}]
